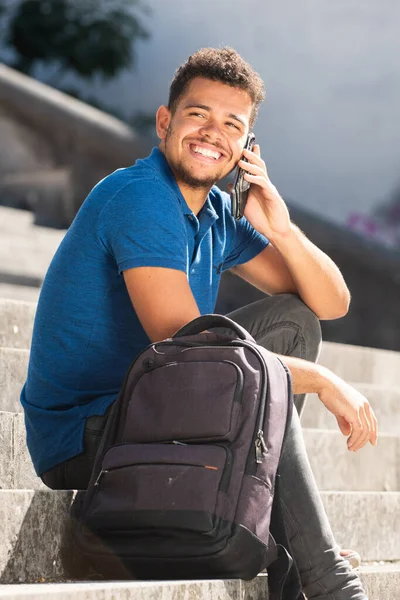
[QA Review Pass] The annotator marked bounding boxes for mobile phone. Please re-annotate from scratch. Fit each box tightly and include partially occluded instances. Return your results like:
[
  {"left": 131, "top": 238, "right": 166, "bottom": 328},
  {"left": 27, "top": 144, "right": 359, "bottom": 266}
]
[{"left": 230, "top": 132, "right": 256, "bottom": 220}]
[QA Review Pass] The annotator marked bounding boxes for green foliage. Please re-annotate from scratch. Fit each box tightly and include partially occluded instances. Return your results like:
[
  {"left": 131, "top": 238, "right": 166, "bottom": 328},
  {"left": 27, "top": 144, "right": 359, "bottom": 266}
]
[{"left": 4, "top": 0, "right": 149, "bottom": 79}]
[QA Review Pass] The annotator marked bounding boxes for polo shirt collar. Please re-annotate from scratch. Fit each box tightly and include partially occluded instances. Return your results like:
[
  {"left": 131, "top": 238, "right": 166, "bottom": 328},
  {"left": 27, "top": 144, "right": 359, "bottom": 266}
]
[
  {"left": 201, "top": 194, "right": 219, "bottom": 221},
  {"left": 147, "top": 147, "right": 219, "bottom": 222}
]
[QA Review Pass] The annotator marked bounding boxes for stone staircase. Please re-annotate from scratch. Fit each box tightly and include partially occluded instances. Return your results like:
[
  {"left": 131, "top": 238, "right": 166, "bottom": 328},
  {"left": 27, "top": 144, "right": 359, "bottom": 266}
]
[
  {"left": 0, "top": 297, "right": 399, "bottom": 598},
  {"left": 0, "top": 206, "right": 66, "bottom": 303}
]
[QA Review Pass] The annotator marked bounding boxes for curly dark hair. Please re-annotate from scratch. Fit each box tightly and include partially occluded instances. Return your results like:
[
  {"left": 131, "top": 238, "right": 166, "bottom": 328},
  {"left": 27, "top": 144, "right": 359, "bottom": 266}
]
[{"left": 168, "top": 47, "right": 265, "bottom": 127}]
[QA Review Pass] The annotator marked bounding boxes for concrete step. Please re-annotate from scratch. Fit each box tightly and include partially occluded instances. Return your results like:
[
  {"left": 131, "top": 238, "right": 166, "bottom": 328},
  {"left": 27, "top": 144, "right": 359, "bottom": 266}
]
[
  {"left": 0, "top": 412, "right": 45, "bottom": 491},
  {"left": 319, "top": 341, "right": 400, "bottom": 387},
  {"left": 0, "top": 489, "right": 398, "bottom": 584},
  {"left": 304, "top": 429, "right": 399, "bottom": 492},
  {"left": 322, "top": 491, "right": 400, "bottom": 562},
  {"left": 359, "top": 563, "right": 400, "bottom": 600},
  {"left": 0, "top": 578, "right": 268, "bottom": 599},
  {"left": 0, "top": 489, "right": 74, "bottom": 583},
  {"left": 0, "top": 284, "right": 40, "bottom": 304},
  {"left": 302, "top": 384, "right": 400, "bottom": 435},
  {"left": 0, "top": 299, "right": 36, "bottom": 349},
  {"left": 0, "top": 348, "right": 28, "bottom": 413},
  {"left": 0, "top": 579, "right": 268, "bottom": 599},
  {"left": 1, "top": 411, "right": 398, "bottom": 492},
  {"left": 0, "top": 207, "right": 65, "bottom": 283},
  {"left": 0, "top": 566, "right": 399, "bottom": 600}
]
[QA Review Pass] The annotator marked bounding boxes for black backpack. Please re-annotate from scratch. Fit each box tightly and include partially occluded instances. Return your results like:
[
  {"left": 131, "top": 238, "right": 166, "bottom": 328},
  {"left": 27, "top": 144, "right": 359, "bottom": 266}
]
[{"left": 71, "top": 315, "right": 303, "bottom": 598}]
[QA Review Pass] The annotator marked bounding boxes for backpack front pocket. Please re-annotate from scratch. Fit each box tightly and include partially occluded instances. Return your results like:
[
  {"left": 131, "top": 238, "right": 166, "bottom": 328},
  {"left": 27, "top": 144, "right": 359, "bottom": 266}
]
[
  {"left": 84, "top": 443, "right": 229, "bottom": 536},
  {"left": 122, "top": 360, "right": 244, "bottom": 443}
]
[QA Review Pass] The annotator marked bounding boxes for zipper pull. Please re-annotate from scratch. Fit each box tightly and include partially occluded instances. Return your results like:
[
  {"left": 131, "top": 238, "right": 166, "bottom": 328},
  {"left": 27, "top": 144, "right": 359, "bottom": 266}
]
[
  {"left": 255, "top": 430, "right": 268, "bottom": 464},
  {"left": 94, "top": 469, "right": 108, "bottom": 487}
]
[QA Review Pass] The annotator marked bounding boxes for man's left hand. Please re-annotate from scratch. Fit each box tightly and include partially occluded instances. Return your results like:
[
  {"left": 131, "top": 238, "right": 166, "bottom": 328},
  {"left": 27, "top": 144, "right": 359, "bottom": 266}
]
[{"left": 239, "top": 144, "right": 291, "bottom": 240}]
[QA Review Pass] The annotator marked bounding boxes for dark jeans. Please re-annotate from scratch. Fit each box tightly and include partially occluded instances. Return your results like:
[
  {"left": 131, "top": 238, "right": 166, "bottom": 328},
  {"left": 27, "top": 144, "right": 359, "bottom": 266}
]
[
  {"left": 41, "top": 294, "right": 367, "bottom": 599},
  {"left": 40, "top": 411, "right": 109, "bottom": 490}
]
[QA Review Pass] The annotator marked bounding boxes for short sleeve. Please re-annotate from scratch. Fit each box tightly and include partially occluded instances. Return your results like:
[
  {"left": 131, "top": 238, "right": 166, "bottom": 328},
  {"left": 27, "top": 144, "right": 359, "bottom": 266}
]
[
  {"left": 97, "top": 177, "right": 188, "bottom": 275},
  {"left": 222, "top": 209, "right": 269, "bottom": 272}
]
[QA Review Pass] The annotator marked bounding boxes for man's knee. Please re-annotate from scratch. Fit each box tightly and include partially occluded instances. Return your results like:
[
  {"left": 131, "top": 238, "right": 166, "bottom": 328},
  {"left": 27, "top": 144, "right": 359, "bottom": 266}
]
[
  {"left": 278, "top": 293, "right": 322, "bottom": 362},
  {"left": 227, "top": 293, "right": 322, "bottom": 363},
  {"left": 257, "top": 293, "right": 322, "bottom": 362}
]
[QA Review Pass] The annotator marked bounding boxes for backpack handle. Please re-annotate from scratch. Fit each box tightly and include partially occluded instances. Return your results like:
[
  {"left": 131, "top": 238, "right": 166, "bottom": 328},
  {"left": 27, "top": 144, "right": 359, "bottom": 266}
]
[{"left": 173, "top": 314, "right": 255, "bottom": 342}]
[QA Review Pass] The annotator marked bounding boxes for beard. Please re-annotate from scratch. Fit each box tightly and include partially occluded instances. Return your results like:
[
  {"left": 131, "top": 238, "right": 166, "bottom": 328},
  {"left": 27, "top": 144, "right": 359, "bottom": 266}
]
[
  {"left": 170, "top": 160, "right": 218, "bottom": 189},
  {"left": 164, "top": 127, "right": 228, "bottom": 189}
]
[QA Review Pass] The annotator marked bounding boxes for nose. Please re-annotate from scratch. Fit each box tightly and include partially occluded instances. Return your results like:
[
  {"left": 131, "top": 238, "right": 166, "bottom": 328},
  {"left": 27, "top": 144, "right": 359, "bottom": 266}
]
[{"left": 198, "top": 118, "right": 223, "bottom": 142}]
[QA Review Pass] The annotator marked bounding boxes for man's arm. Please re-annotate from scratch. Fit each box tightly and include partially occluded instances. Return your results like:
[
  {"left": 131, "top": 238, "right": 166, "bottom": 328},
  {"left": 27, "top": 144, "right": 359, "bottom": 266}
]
[
  {"left": 123, "top": 266, "right": 201, "bottom": 342},
  {"left": 232, "top": 224, "right": 351, "bottom": 319},
  {"left": 277, "top": 353, "right": 378, "bottom": 452},
  {"left": 232, "top": 144, "right": 351, "bottom": 319}
]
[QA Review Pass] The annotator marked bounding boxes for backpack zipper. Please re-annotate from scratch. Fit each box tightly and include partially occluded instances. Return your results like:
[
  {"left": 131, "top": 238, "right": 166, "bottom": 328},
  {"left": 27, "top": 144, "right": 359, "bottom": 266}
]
[
  {"left": 94, "top": 459, "right": 215, "bottom": 487},
  {"left": 140, "top": 358, "right": 244, "bottom": 407},
  {"left": 93, "top": 445, "right": 232, "bottom": 491},
  {"left": 230, "top": 340, "right": 269, "bottom": 468},
  {"left": 255, "top": 430, "right": 268, "bottom": 464}
]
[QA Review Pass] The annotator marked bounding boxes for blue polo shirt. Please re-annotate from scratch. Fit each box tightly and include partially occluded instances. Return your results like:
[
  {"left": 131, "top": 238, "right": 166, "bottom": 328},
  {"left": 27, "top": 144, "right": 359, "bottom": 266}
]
[{"left": 21, "top": 147, "right": 269, "bottom": 475}]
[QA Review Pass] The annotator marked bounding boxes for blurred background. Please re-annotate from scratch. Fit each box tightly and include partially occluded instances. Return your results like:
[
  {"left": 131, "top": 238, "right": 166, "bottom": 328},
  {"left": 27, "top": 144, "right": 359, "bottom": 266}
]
[{"left": 0, "top": 0, "right": 399, "bottom": 349}]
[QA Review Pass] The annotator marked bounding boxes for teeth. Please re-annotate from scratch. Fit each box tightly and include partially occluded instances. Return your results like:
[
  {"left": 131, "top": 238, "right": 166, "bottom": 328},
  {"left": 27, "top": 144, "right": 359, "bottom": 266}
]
[{"left": 192, "top": 145, "right": 221, "bottom": 160}]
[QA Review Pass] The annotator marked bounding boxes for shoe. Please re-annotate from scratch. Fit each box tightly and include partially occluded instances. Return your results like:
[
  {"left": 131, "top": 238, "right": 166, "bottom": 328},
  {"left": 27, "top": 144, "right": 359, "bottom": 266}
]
[{"left": 340, "top": 549, "right": 361, "bottom": 569}]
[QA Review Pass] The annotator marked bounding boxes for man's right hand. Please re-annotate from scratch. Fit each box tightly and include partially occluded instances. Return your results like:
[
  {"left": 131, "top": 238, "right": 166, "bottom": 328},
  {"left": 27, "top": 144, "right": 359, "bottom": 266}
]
[
  {"left": 275, "top": 354, "right": 378, "bottom": 452},
  {"left": 317, "top": 369, "right": 378, "bottom": 452}
]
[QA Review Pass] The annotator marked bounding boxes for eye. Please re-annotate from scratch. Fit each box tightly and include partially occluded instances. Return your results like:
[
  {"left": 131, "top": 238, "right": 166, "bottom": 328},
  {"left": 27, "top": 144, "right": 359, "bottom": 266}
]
[
  {"left": 189, "top": 112, "right": 206, "bottom": 118},
  {"left": 226, "top": 121, "right": 240, "bottom": 130}
]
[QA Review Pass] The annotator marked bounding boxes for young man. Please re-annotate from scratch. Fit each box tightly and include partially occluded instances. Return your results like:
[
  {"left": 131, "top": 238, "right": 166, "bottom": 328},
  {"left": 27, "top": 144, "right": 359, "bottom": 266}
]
[{"left": 21, "top": 47, "right": 376, "bottom": 598}]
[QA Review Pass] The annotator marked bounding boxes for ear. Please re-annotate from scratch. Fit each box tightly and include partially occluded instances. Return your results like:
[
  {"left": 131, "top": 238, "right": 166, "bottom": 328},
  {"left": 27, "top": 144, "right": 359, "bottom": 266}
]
[{"left": 156, "top": 105, "right": 171, "bottom": 140}]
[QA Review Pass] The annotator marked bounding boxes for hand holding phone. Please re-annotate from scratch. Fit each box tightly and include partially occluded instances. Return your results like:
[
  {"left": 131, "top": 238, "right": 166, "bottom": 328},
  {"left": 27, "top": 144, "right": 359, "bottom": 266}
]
[{"left": 230, "top": 132, "right": 256, "bottom": 220}]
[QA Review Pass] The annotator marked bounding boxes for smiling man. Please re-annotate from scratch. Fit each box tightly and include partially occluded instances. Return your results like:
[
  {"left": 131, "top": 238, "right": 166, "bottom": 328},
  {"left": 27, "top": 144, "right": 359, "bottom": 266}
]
[{"left": 21, "top": 48, "right": 374, "bottom": 599}]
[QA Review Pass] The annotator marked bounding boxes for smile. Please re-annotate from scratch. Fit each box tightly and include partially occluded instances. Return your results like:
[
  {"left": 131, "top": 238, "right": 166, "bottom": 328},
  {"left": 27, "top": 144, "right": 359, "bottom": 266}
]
[{"left": 189, "top": 144, "right": 222, "bottom": 161}]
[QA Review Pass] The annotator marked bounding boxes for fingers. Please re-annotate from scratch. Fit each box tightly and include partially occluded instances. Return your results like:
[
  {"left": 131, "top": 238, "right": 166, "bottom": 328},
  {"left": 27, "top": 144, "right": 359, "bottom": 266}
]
[
  {"left": 347, "top": 414, "right": 363, "bottom": 451},
  {"left": 243, "top": 173, "right": 269, "bottom": 189},
  {"left": 336, "top": 415, "right": 351, "bottom": 436},
  {"left": 242, "top": 146, "right": 267, "bottom": 172},
  {"left": 238, "top": 159, "right": 263, "bottom": 176},
  {"left": 347, "top": 401, "right": 378, "bottom": 452},
  {"left": 348, "top": 408, "right": 369, "bottom": 451},
  {"left": 367, "top": 403, "right": 378, "bottom": 446},
  {"left": 239, "top": 157, "right": 271, "bottom": 189}
]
